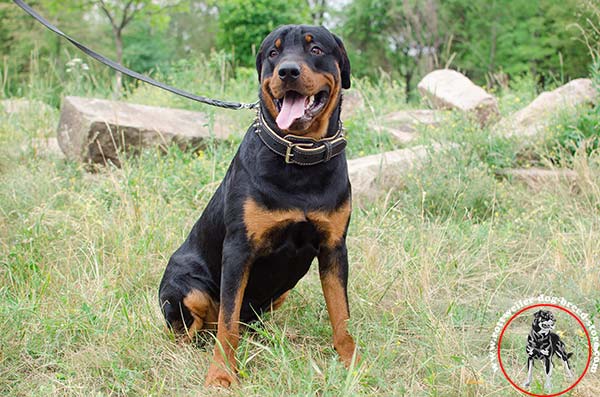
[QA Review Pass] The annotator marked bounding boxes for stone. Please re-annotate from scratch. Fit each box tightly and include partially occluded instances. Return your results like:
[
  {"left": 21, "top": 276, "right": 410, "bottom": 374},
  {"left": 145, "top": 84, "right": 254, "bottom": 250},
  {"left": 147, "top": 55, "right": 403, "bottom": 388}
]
[
  {"left": 341, "top": 89, "right": 365, "bottom": 120},
  {"left": 496, "top": 79, "right": 598, "bottom": 138},
  {"left": 417, "top": 69, "right": 499, "bottom": 125},
  {"left": 57, "top": 96, "right": 230, "bottom": 165},
  {"left": 348, "top": 143, "right": 454, "bottom": 201},
  {"left": 28, "top": 137, "right": 63, "bottom": 158},
  {"left": 498, "top": 168, "right": 578, "bottom": 189},
  {"left": 376, "top": 109, "right": 446, "bottom": 144}
]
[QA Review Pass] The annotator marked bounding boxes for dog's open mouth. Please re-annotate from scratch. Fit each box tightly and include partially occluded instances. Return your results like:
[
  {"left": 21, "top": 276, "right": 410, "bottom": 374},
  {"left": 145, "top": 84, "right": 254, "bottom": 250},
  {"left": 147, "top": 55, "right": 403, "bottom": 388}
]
[
  {"left": 540, "top": 321, "right": 554, "bottom": 331},
  {"left": 274, "top": 89, "right": 329, "bottom": 130}
]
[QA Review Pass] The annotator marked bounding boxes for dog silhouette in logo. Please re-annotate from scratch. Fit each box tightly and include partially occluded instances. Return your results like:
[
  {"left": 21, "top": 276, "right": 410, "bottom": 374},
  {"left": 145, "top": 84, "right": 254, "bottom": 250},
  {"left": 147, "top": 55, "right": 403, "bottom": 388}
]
[{"left": 522, "top": 310, "right": 574, "bottom": 391}]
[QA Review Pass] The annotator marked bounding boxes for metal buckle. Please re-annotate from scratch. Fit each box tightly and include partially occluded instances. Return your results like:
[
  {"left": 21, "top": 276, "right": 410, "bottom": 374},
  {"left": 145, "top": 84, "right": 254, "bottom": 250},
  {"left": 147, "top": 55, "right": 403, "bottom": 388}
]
[{"left": 285, "top": 143, "right": 295, "bottom": 164}]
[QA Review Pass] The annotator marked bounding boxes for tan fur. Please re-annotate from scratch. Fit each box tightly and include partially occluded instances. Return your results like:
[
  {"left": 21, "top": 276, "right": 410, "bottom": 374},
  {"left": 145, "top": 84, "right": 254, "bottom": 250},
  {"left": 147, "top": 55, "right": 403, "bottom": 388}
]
[
  {"left": 319, "top": 260, "right": 358, "bottom": 367},
  {"left": 309, "top": 199, "right": 351, "bottom": 248},
  {"left": 205, "top": 269, "right": 250, "bottom": 387},
  {"left": 183, "top": 289, "right": 218, "bottom": 333},
  {"left": 267, "top": 63, "right": 340, "bottom": 140},
  {"left": 243, "top": 198, "right": 351, "bottom": 250},
  {"left": 271, "top": 290, "right": 290, "bottom": 311},
  {"left": 243, "top": 199, "right": 306, "bottom": 248}
]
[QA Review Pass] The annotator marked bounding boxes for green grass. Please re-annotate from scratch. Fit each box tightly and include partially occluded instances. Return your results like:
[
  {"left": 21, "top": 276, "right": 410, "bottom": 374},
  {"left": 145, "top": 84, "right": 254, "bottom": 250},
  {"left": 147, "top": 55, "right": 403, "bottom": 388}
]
[{"left": 2, "top": 63, "right": 600, "bottom": 396}]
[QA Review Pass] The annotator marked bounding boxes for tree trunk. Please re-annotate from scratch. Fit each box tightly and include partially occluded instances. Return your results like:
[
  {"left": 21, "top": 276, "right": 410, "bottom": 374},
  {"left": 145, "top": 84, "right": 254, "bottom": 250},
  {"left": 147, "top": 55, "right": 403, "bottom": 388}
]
[
  {"left": 405, "top": 70, "right": 412, "bottom": 103},
  {"left": 113, "top": 28, "right": 123, "bottom": 98}
]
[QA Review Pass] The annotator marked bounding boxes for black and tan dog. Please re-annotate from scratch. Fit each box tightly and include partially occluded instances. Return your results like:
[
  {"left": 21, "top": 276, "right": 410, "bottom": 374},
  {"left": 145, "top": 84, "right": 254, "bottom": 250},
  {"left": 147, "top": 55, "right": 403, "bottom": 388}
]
[
  {"left": 522, "top": 310, "right": 574, "bottom": 391},
  {"left": 158, "top": 25, "right": 357, "bottom": 387}
]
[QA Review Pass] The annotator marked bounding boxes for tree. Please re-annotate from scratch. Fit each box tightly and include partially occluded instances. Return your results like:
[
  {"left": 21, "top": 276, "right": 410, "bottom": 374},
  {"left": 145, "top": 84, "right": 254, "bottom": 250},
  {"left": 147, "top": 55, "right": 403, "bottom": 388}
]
[
  {"left": 94, "top": 0, "right": 182, "bottom": 95},
  {"left": 216, "top": 0, "right": 310, "bottom": 69},
  {"left": 342, "top": 0, "right": 446, "bottom": 101},
  {"left": 442, "top": 0, "right": 592, "bottom": 87}
]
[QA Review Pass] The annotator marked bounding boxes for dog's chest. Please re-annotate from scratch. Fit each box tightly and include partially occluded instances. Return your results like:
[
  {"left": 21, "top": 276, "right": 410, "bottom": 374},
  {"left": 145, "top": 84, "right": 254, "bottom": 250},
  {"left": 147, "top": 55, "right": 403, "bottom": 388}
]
[{"left": 243, "top": 198, "right": 350, "bottom": 252}]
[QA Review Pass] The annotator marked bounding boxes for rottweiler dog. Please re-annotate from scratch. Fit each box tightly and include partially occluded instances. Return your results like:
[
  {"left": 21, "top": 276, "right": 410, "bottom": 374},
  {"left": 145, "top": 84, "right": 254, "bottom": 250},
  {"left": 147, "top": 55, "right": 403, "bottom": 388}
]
[
  {"left": 522, "top": 310, "right": 574, "bottom": 391},
  {"left": 159, "top": 25, "right": 357, "bottom": 387}
]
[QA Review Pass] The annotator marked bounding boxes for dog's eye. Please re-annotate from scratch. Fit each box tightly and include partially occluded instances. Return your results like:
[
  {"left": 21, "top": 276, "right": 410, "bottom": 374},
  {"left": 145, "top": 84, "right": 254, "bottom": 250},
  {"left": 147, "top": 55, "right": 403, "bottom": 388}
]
[
  {"left": 310, "top": 46, "right": 324, "bottom": 56},
  {"left": 269, "top": 49, "right": 279, "bottom": 58}
]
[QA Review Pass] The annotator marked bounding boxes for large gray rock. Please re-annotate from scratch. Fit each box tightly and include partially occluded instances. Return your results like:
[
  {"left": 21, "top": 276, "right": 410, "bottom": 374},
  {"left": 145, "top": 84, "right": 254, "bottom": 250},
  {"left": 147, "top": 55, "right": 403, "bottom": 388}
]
[
  {"left": 376, "top": 109, "right": 446, "bottom": 144},
  {"left": 418, "top": 69, "right": 499, "bottom": 125},
  {"left": 497, "top": 79, "right": 598, "bottom": 138},
  {"left": 348, "top": 143, "right": 453, "bottom": 201},
  {"left": 498, "top": 168, "right": 578, "bottom": 189},
  {"left": 57, "top": 96, "right": 230, "bottom": 165}
]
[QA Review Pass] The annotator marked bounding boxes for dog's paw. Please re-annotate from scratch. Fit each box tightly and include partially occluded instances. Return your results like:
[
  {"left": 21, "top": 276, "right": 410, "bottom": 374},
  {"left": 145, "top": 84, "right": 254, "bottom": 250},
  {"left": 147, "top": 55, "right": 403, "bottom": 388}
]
[
  {"left": 545, "top": 381, "right": 552, "bottom": 391},
  {"left": 522, "top": 380, "right": 531, "bottom": 388},
  {"left": 526, "top": 346, "right": 533, "bottom": 355},
  {"left": 205, "top": 365, "right": 237, "bottom": 388}
]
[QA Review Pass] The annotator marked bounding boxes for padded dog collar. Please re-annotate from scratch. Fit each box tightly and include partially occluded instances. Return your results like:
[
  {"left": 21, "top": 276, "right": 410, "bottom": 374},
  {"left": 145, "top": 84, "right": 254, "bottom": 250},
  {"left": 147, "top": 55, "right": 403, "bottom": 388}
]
[{"left": 254, "top": 111, "right": 347, "bottom": 166}]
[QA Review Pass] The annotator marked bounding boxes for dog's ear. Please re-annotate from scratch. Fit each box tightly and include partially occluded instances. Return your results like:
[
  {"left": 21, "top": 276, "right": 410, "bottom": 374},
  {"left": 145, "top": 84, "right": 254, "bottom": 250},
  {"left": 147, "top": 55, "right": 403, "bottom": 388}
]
[
  {"left": 333, "top": 34, "right": 351, "bottom": 89},
  {"left": 256, "top": 47, "right": 264, "bottom": 83},
  {"left": 533, "top": 310, "right": 543, "bottom": 319}
]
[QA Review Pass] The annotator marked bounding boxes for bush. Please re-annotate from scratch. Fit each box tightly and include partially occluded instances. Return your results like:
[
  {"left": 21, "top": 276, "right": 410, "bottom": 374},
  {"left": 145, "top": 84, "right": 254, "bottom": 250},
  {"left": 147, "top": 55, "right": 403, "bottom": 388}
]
[{"left": 216, "top": 0, "right": 310, "bottom": 68}]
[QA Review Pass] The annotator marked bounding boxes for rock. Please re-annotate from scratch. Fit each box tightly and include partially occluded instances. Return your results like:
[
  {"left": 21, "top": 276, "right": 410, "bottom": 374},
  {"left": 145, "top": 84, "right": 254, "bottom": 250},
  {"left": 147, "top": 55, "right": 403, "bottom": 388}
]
[
  {"left": 1, "top": 99, "right": 53, "bottom": 115},
  {"left": 348, "top": 143, "right": 454, "bottom": 201},
  {"left": 418, "top": 69, "right": 499, "bottom": 125},
  {"left": 23, "top": 137, "right": 63, "bottom": 158},
  {"left": 341, "top": 89, "right": 365, "bottom": 120},
  {"left": 498, "top": 168, "right": 578, "bottom": 189},
  {"left": 497, "top": 79, "right": 598, "bottom": 138},
  {"left": 376, "top": 109, "right": 446, "bottom": 144},
  {"left": 57, "top": 96, "right": 230, "bottom": 165}
]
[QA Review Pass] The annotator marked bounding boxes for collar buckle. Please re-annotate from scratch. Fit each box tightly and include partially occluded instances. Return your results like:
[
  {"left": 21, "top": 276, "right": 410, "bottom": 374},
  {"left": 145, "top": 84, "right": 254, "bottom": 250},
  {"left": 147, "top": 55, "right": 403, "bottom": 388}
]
[{"left": 284, "top": 144, "right": 294, "bottom": 164}]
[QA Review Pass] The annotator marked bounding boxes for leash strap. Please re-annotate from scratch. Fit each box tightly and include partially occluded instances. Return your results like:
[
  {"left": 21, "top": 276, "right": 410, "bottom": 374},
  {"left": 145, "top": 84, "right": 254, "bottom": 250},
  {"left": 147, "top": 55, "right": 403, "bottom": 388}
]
[{"left": 12, "top": 0, "right": 258, "bottom": 110}]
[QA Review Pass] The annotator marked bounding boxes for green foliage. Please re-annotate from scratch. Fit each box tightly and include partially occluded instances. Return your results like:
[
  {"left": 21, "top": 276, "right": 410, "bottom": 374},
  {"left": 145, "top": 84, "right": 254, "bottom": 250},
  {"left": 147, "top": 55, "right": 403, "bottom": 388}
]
[
  {"left": 215, "top": 0, "right": 310, "bottom": 68},
  {"left": 444, "top": 0, "right": 592, "bottom": 84},
  {"left": 123, "top": 20, "right": 175, "bottom": 74}
]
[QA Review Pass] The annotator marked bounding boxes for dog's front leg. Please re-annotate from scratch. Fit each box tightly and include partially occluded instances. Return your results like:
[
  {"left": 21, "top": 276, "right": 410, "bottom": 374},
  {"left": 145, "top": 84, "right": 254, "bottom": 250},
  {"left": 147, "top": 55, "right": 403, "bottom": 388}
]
[
  {"left": 318, "top": 244, "right": 359, "bottom": 367},
  {"left": 563, "top": 359, "right": 574, "bottom": 380},
  {"left": 544, "top": 356, "right": 553, "bottom": 391},
  {"left": 205, "top": 237, "right": 252, "bottom": 388},
  {"left": 522, "top": 357, "right": 534, "bottom": 388}
]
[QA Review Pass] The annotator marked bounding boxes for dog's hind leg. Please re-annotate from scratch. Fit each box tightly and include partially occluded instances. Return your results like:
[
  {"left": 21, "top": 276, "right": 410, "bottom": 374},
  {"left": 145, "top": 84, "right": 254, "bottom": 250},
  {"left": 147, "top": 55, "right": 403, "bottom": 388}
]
[
  {"left": 522, "top": 357, "right": 534, "bottom": 388},
  {"left": 544, "top": 357, "right": 553, "bottom": 392},
  {"left": 556, "top": 342, "right": 574, "bottom": 380},
  {"left": 270, "top": 290, "right": 290, "bottom": 311}
]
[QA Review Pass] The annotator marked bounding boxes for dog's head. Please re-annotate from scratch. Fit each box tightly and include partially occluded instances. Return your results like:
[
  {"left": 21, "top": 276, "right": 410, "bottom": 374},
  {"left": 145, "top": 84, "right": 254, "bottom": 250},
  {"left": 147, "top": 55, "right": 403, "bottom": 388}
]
[
  {"left": 256, "top": 25, "right": 351, "bottom": 139},
  {"left": 532, "top": 310, "right": 556, "bottom": 335}
]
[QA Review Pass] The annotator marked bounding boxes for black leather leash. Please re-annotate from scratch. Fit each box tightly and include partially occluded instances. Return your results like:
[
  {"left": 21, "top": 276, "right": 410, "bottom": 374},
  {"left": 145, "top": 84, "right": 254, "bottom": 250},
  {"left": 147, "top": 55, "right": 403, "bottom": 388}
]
[{"left": 12, "top": 0, "right": 258, "bottom": 110}]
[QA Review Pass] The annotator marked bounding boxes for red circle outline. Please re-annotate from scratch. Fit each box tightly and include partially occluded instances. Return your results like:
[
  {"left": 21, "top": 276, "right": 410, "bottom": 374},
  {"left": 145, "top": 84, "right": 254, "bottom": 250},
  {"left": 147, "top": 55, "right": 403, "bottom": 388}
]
[{"left": 496, "top": 303, "right": 592, "bottom": 396}]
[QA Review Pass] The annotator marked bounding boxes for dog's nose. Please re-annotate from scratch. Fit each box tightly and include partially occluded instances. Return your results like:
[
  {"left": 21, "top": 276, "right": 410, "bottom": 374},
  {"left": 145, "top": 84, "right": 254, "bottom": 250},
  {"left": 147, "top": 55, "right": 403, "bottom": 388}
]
[{"left": 278, "top": 62, "right": 301, "bottom": 82}]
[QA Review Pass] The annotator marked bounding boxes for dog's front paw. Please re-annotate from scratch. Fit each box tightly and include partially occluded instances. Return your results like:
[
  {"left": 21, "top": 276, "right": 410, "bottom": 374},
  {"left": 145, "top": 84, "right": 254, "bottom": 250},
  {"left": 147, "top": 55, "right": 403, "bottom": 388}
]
[
  {"left": 205, "top": 365, "right": 237, "bottom": 388},
  {"left": 526, "top": 346, "right": 533, "bottom": 355},
  {"left": 545, "top": 381, "right": 552, "bottom": 391},
  {"left": 522, "top": 380, "right": 531, "bottom": 388}
]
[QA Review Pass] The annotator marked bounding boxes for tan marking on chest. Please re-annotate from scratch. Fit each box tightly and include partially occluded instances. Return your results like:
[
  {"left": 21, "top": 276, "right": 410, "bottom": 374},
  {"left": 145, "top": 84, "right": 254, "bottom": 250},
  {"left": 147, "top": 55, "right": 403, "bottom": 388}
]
[
  {"left": 243, "top": 198, "right": 351, "bottom": 249},
  {"left": 307, "top": 199, "right": 351, "bottom": 248},
  {"left": 243, "top": 199, "right": 306, "bottom": 246}
]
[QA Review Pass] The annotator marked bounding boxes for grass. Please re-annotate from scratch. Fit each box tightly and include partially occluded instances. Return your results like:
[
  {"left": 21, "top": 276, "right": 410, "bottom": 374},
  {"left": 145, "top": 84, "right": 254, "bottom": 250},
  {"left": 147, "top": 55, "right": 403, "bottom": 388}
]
[{"left": 1, "top": 58, "right": 600, "bottom": 396}]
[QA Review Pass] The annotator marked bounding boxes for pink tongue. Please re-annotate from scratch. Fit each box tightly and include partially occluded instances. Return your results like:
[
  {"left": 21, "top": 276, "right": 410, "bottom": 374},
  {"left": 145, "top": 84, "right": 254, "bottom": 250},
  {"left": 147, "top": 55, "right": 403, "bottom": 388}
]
[{"left": 276, "top": 94, "right": 307, "bottom": 130}]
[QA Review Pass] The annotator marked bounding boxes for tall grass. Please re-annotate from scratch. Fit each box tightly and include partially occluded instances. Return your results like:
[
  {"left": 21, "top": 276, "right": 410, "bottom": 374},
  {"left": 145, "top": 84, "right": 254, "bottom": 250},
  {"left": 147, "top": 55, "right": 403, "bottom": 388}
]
[{"left": 1, "top": 45, "right": 600, "bottom": 396}]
